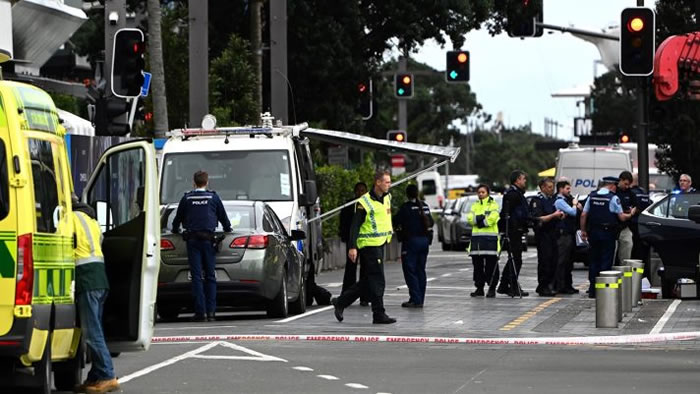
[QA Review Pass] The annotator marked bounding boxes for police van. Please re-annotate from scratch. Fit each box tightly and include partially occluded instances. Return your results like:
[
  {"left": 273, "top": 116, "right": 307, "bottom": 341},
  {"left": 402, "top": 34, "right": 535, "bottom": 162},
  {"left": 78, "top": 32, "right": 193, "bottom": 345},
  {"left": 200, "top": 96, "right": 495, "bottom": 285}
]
[
  {"left": 0, "top": 81, "right": 160, "bottom": 393},
  {"left": 555, "top": 144, "right": 633, "bottom": 197},
  {"left": 159, "top": 116, "right": 322, "bottom": 306}
]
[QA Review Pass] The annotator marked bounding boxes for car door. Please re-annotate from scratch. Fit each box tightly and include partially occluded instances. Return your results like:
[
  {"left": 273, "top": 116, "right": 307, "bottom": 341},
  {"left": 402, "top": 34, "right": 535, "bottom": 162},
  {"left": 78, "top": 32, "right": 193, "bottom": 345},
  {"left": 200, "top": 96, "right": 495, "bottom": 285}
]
[
  {"left": 269, "top": 207, "right": 301, "bottom": 297},
  {"left": 82, "top": 140, "right": 159, "bottom": 352},
  {"left": 639, "top": 193, "right": 700, "bottom": 277}
]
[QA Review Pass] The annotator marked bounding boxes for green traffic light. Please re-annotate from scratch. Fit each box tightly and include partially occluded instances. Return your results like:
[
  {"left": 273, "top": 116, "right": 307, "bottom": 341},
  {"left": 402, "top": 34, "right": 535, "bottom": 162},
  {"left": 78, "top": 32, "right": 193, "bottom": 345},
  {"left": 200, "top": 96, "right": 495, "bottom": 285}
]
[
  {"left": 449, "top": 70, "right": 458, "bottom": 79},
  {"left": 398, "top": 88, "right": 405, "bottom": 95}
]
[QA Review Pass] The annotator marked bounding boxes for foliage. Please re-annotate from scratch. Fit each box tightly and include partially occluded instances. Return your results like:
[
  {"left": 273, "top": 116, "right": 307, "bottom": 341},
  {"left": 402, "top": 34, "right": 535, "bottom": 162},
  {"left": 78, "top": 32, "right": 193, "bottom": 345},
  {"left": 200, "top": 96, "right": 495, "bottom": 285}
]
[
  {"left": 160, "top": 4, "right": 189, "bottom": 128},
  {"left": 590, "top": 71, "right": 636, "bottom": 136},
  {"left": 48, "top": 93, "right": 87, "bottom": 119}
]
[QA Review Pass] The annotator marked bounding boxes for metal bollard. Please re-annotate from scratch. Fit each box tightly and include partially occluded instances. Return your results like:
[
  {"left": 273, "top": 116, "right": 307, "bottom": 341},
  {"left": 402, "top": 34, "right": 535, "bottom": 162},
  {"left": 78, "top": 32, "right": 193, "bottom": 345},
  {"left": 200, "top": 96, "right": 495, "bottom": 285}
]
[
  {"left": 618, "top": 265, "right": 633, "bottom": 314},
  {"left": 599, "top": 270, "right": 622, "bottom": 322},
  {"left": 624, "top": 259, "right": 645, "bottom": 306},
  {"left": 595, "top": 276, "right": 619, "bottom": 328}
]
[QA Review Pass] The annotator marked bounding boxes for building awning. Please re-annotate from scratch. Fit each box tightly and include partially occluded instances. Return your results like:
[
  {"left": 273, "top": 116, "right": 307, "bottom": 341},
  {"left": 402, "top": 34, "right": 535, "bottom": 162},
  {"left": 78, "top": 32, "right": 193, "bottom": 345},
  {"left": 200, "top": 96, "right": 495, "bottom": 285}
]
[{"left": 538, "top": 167, "right": 556, "bottom": 177}]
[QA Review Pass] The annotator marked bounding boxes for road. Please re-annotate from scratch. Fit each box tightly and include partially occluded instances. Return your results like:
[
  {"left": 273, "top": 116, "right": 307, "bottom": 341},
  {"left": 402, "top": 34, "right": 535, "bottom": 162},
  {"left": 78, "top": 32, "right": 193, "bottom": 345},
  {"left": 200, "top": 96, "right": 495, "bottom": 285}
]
[{"left": 57, "top": 243, "right": 700, "bottom": 393}]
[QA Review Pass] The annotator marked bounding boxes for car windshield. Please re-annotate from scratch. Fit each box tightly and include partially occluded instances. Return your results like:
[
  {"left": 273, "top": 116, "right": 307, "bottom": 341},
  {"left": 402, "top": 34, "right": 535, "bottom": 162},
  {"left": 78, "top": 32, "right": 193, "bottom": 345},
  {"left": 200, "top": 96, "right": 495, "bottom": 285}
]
[
  {"left": 160, "top": 150, "right": 293, "bottom": 204},
  {"left": 162, "top": 204, "right": 256, "bottom": 232}
]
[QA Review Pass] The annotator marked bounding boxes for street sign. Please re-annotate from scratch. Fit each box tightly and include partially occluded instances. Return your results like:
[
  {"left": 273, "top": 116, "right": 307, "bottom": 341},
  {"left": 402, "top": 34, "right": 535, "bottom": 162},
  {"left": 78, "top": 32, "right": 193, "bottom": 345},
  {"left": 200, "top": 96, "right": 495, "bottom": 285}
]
[
  {"left": 328, "top": 145, "right": 348, "bottom": 168},
  {"left": 574, "top": 117, "right": 592, "bottom": 137},
  {"left": 141, "top": 72, "right": 152, "bottom": 97},
  {"left": 391, "top": 154, "right": 405, "bottom": 167}
]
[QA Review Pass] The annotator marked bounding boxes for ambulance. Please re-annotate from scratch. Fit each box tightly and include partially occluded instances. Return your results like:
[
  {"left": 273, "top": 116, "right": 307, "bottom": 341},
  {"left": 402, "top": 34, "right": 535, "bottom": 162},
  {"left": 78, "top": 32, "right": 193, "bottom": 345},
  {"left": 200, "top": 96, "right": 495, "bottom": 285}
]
[{"left": 0, "top": 81, "right": 159, "bottom": 393}]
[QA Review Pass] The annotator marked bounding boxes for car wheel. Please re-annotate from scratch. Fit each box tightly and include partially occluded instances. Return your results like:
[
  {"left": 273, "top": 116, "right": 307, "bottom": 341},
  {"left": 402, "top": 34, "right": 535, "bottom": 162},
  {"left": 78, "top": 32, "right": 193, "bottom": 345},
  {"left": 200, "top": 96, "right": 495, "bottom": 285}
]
[
  {"left": 53, "top": 337, "right": 84, "bottom": 392},
  {"left": 267, "top": 273, "right": 289, "bottom": 318},
  {"left": 157, "top": 303, "right": 181, "bottom": 321},
  {"left": 289, "top": 272, "right": 307, "bottom": 315},
  {"left": 31, "top": 333, "right": 52, "bottom": 394}
]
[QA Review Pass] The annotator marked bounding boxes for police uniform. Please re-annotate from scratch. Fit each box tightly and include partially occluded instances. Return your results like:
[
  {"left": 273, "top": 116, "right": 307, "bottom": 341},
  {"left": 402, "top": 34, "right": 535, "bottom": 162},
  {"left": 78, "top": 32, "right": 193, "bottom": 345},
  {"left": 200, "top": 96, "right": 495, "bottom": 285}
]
[
  {"left": 531, "top": 191, "right": 558, "bottom": 296},
  {"left": 554, "top": 193, "right": 578, "bottom": 293},
  {"left": 333, "top": 188, "right": 396, "bottom": 324},
  {"left": 394, "top": 198, "right": 434, "bottom": 306},
  {"left": 497, "top": 184, "right": 530, "bottom": 297},
  {"left": 172, "top": 188, "right": 232, "bottom": 320},
  {"left": 630, "top": 185, "right": 652, "bottom": 276},
  {"left": 583, "top": 178, "right": 623, "bottom": 297},
  {"left": 615, "top": 186, "right": 636, "bottom": 263},
  {"left": 466, "top": 196, "right": 501, "bottom": 297}
]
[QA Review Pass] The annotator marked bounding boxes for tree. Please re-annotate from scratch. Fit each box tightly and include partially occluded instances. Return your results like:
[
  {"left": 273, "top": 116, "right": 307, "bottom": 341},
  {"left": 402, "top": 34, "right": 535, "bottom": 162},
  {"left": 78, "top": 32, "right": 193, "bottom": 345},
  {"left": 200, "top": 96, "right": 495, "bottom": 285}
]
[
  {"left": 147, "top": 0, "right": 169, "bottom": 135},
  {"left": 590, "top": 71, "right": 636, "bottom": 137}
]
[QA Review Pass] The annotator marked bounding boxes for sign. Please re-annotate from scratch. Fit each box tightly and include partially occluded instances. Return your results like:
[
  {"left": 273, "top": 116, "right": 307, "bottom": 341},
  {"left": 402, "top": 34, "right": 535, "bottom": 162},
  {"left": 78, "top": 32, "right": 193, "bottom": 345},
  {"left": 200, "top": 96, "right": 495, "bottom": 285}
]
[
  {"left": 574, "top": 117, "right": 592, "bottom": 137},
  {"left": 327, "top": 146, "right": 348, "bottom": 168},
  {"left": 391, "top": 154, "right": 405, "bottom": 167},
  {"left": 141, "top": 72, "right": 152, "bottom": 97}
]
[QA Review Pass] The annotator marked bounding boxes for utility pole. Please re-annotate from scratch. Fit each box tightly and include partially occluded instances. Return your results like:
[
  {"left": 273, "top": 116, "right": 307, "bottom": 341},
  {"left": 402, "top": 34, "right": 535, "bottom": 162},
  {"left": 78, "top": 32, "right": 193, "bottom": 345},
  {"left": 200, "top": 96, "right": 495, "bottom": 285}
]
[
  {"left": 636, "top": 0, "right": 650, "bottom": 191},
  {"left": 250, "top": 0, "right": 263, "bottom": 123},
  {"left": 270, "top": 0, "right": 289, "bottom": 124},
  {"left": 189, "top": 0, "right": 208, "bottom": 127}
]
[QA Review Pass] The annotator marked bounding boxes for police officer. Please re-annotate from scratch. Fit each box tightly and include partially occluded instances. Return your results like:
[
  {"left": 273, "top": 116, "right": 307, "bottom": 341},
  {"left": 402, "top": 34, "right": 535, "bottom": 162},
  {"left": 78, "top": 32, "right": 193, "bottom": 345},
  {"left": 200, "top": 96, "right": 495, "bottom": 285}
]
[
  {"left": 394, "top": 184, "right": 434, "bottom": 307},
  {"left": 332, "top": 170, "right": 397, "bottom": 324},
  {"left": 630, "top": 173, "right": 652, "bottom": 276},
  {"left": 339, "top": 182, "right": 369, "bottom": 306},
  {"left": 553, "top": 180, "right": 582, "bottom": 294},
  {"left": 466, "top": 184, "right": 501, "bottom": 298},
  {"left": 677, "top": 173, "right": 696, "bottom": 193},
  {"left": 172, "top": 171, "right": 232, "bottom": 322},
  {"left": 497, "top": 170, "right": 532, "bottom": 297},
  {"left": 580, "top": 176, "right": 636, "bottom": 298},
  {"left": 616, "top": 171, "right": 636, "bottom": 264},
  {"left": 530, "top": 178, "right": 565, "bottom": 296},
  {"left": 71, "top": 196, "right": 120, "bottom": 394}
]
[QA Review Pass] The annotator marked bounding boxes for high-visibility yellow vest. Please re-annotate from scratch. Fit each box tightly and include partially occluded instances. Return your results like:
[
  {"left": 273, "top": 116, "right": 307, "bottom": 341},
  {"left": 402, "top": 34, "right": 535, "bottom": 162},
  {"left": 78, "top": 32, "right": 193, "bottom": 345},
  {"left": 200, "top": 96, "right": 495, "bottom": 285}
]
[
  {"left": 356, "top": 192, "right": 393, "bottom": 249},
  {"left": 73, "top": 211, "right": 105, "bottom": 266},
  {"left": 466, "top": 196, "right": 501, "bottom": 255}
]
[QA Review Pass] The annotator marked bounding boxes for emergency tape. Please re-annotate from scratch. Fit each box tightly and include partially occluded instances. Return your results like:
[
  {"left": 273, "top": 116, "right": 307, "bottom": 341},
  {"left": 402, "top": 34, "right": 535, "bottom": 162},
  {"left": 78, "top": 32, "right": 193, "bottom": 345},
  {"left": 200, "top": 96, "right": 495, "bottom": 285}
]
[{"left": 152, "top": 331, "right": 700, "bottom": 346}]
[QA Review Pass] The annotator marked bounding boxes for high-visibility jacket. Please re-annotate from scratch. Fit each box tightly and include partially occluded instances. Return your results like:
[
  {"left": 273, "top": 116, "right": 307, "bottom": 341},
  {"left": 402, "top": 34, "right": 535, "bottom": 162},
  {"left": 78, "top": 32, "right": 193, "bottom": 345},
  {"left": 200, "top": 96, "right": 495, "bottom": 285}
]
[
  {"left": 73, "top": 211, "right": 105, "bottom": 266},
  {"left": 466, "top": 196, "right": 500, "bottom": 255},
  {"left": 356, "top": 192, "right": 393, "bottom": 249}
]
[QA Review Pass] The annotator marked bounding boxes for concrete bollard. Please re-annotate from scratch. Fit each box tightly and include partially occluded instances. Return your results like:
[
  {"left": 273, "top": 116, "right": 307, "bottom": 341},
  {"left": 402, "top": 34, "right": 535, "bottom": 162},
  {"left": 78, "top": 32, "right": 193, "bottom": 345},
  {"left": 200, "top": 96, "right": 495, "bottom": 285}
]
[
  {"left": 618, "top": 265, "right": 633, "bottom": 314},
  {"left": 599, "top": 270, "right": 622, "bottom": 322},
  {"left": 624, "top": 259, "right": 645, "bottom": 306},
  {"left": 595, "top": 276, "right": 619, "bottom": 328}
]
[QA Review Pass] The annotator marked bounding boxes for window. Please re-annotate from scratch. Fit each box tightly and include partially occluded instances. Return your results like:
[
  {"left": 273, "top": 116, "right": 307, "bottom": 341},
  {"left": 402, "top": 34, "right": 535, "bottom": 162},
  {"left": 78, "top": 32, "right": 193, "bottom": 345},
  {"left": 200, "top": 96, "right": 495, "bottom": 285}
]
[
  {"left": 262, "top": 211, "right": 275, "bottom": 233},
  {"left": 161, "top": 204, "right": 255, "bottom": 232},
  {"left": 28, "top": 139, "right": 60, "bottom": 233},
  {"left": 421, "top": 180, "right": 437, "bottom": 196},
  {"left": 650, "top": 194, "right": 700, "bottom": 219},
  {"left": 0, "top": 139, "right": 8, "bottom": 220}
]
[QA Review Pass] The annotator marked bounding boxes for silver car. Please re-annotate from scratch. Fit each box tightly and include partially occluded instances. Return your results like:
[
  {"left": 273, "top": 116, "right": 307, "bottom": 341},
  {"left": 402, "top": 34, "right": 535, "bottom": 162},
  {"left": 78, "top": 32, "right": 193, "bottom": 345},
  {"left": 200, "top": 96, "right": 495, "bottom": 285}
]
[{"left": 157, "top": 201, "right": 307, "bottom": 320}]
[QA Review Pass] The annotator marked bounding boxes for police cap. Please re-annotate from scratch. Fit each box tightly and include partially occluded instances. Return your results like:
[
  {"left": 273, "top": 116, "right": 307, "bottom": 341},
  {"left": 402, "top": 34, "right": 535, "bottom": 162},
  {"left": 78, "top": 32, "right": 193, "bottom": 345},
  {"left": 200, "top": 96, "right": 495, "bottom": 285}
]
[{"left": 601, "top": 176, "right": 619, "bottom": 184}]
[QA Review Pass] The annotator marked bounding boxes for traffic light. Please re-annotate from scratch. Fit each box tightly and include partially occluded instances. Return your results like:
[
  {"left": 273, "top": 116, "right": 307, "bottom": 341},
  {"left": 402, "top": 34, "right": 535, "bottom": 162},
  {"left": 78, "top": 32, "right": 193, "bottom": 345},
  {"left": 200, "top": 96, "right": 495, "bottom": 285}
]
[
  {"left": 507, "top": 0, "right": 544, "bottom": 38},
  {"left": 356, "top": 80, "right": 373, "bottom": 120},
  {"left": 386, "top": 130, "right": 407, "bottom": 142},
  {"left": 619, "top": 8, "right": 655, "bottom": 76},
  {"left": 619, "top": 133, "right": 631, "bottom": 143},
  {"left": 95, "top": 96, "right": 131, "bottom": 136},
  {"left": 446, "top": 50, "right": 470, "bottom": 83},
  {"left": 394, "top": 73, "right": 413, "bottom": 98},
  {"left": 112, "top": 28, "right": 145, "bottom": 98}
]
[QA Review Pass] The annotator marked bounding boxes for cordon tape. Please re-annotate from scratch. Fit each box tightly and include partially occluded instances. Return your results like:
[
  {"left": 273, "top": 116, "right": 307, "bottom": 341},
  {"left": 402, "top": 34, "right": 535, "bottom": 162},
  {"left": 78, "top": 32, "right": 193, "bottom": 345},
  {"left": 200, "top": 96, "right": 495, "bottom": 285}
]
[{"left": 152, "top": 331, "right": 700, "bottom": 346}]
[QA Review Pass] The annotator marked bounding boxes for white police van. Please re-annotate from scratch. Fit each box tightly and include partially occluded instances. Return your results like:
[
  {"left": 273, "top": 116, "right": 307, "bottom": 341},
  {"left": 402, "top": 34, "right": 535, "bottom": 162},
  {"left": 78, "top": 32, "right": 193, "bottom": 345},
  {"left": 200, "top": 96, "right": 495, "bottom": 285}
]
[{"left": 556, "top": 144, "right": 633, "bottom": 197}]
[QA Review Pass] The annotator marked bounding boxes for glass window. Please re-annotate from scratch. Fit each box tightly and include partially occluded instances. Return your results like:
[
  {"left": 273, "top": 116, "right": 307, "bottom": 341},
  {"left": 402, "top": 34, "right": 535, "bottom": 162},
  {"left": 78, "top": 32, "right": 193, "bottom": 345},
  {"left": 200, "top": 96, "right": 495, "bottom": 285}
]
[
  {"left": 667, "top": 194, "right": 700, "bottom": 219},
  {"left": 160, "top": 150, "right": 293, "bottom": 204},
  {"left": 421, "top": 180, "right": 437, "bottom": 196},
  {"left": 0, "top": 139, "right": 9, "bottom": 220},
  {"left": 88, "top": 148, "right": 145, "bottom": 231},
  {"left": 262, "top": 212, "right": 275, "bottom": 233},
  {"left": 161, "top": 204, "right": 255, "bottom": 232},
  {"left": 28, "top": 139, "right": 60, "bottom": 233}
]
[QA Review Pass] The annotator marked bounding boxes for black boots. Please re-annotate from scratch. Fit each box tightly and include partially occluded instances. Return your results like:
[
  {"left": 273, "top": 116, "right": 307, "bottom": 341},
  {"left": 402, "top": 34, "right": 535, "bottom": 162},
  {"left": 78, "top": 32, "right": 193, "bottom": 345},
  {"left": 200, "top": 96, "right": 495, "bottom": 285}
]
[
  {"left": 331, "top": 297, "right": 344, "bottom": 322},
  {"left": 470, "top": 287, "right": 485, "bottom": 297},
  {"left": 486, "top": 286, "right": 496, "bottom": 298},
  {"left": 373, "top": 314, "right": 397, "bottom": 324}
]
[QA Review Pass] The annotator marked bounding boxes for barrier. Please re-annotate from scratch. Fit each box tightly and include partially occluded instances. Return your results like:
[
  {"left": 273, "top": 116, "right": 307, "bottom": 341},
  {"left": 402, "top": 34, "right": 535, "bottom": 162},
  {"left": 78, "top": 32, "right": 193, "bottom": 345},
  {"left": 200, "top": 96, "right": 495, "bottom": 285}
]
[{"left": 595, "top": 276, "right": 619, "bottom": 328}]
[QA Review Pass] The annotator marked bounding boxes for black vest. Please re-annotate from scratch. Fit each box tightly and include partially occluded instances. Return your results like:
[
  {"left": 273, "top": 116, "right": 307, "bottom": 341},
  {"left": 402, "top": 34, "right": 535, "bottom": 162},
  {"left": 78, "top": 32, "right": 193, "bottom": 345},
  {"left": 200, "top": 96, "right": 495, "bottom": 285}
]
[
  {"left": 587, "top": 191, "right": 618, "bottom": 240},
  {"left": 555, "top": 195, "right": 576, "bottom": 234},
  {"left": 534, "top": 192, "right": 556, "bottom": 233}
]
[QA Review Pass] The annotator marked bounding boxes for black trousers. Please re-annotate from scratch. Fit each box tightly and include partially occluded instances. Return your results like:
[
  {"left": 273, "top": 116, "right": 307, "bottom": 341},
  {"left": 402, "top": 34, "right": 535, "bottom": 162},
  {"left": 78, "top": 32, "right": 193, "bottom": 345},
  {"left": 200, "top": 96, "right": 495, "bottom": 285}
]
[
  {"left": 536, "top": 231, "right": 558, "bottom": 292},
  {"left": 472, "top": 255, "right": 499, "bottom": 289},
  {"left": 631, "top": 226, "right": 652, "bottom": 279},
  {"left": 555, "top": 233, "right": 575, "bottom": 290},
  {"left": 341, "top": 245, "right": 368, "bottom": 302},
  {"left": 500, "top": 231, "right": 524, "bottom": 287},
  {"left": 336, "top": 245, "right": 386, "bottom": 317}
]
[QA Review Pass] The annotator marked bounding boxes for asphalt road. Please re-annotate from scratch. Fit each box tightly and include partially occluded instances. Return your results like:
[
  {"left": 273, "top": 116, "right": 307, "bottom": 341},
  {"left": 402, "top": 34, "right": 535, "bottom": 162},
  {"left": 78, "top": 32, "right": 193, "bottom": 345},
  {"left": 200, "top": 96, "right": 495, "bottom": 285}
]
[{"left": 53, "top": 243, "right": 700, "bottom": 394}]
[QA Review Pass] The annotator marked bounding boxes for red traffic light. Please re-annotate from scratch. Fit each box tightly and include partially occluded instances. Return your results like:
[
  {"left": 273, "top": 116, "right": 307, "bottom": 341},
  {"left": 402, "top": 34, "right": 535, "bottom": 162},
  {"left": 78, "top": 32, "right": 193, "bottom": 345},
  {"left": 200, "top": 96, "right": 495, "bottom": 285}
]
[
  {"left": 387, "top": 130, "right": 407, "bottom": 142},
  {"left": 627, "top": 17, "right": 645, "bottom": 32},
  {"left": 401, "top": 75, "right": 412, "bottom": 85},
  {"left": 357, "top": 83, "right": 367, "bottom": 93},
  {"left": 620, "top": 134, "right": 630, "bottom": 143},
  {"left": 395, "top": 133, "right": 405, "bottom": 142},
  {"left": 457, "top": 53, "right": 468, "bottom": 63}
]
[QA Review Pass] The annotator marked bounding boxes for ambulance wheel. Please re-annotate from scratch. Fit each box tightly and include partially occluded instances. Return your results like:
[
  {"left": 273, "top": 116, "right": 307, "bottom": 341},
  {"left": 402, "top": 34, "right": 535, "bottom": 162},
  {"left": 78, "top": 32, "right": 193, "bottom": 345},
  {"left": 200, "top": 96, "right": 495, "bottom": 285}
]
[
  {"left": 267, "top": 274, "right": 288, "bottom": 318},
  {"left": 54, "top": 339, "right": 84, "bottom": 391},
  {"left": 31, "top": 334, "right": 52, "bottom": 394}
]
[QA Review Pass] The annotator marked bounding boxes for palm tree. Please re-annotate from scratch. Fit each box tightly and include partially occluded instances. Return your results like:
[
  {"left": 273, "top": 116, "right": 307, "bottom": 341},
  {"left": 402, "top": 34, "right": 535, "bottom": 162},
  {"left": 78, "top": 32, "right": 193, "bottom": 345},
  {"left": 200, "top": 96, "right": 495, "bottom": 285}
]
[{"left": 147, "top": 0, "right": 168, "bottom": 136}]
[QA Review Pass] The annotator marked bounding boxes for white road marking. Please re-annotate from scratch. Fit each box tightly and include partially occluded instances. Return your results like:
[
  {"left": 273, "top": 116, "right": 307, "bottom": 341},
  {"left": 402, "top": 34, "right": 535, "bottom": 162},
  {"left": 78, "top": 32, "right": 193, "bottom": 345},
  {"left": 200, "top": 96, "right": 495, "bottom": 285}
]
[
  {"left": 293, "top": 366, "right": 314, "bottom": 371},
  {"left": 454, "top": 320, "right": 464, "bottom": 325},
  {"left": 650, "top": 299, "right": 682, "bottom": 335},
  {"left": 346, "top": 383, "right": 369, "bottom": 389},
  {"left": 317, "top": 374, "right": 340, "bottom": 380},
  {"left": 276, "top": 306, "right": 333, "bottom": 323},
  {"left": 441, "top": 273, "right": 452, "bottom": 277},
  {"left": 118, "top": 341, "right": 286, "bottom": 384},
  {"left": 397, "top": 277, "right": 436, "bottom": 290},
  {"left": 458, "top": 268, "right": 470, "bottom": 272}
]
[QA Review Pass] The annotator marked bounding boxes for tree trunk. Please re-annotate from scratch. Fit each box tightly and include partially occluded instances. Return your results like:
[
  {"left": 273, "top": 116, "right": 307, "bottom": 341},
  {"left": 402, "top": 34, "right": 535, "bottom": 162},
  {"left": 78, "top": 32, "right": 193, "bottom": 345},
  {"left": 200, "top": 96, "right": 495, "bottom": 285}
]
[
  {"left": 147, "top": 0, "right": 169, "bottom": 136},
  {"left": 250, "top": 0, "right": 263, "bottom": 123}
]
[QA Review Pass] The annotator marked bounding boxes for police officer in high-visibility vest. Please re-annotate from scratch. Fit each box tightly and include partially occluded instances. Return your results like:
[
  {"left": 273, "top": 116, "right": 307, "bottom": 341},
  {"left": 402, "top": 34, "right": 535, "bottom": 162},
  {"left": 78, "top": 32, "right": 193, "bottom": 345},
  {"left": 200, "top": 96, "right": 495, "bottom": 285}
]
[
  {"left": 332, "top": 170, "right": 397, "bottom": 324},
  {"left": 580, "top": 176, "right": 636, "bottom": 298},
  {"left": 466, "top": 184, "right": 501, "bottom": 298},
  {"left": 172, "top": 171, "right": 232, "bottom": 322},
  {"left": 71, "top": 196, "right": 120, "bottom": 394}
]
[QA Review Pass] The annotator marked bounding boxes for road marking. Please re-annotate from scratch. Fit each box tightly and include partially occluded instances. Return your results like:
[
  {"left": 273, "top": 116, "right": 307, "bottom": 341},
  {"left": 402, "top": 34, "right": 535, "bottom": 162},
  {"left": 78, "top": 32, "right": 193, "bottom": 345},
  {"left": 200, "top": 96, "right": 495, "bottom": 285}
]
[
  {"left": 441, "top": 273, "right": 452, "bottom": 277},
  {"left": 293, "top": 366, "right": 314, "bottom": 371},
  {"left": 397, "top": 277, "right": 436, "bottom": 290},
  {"left": 118, "top": 342, "right": 219, "bottom": 384},
  {"left": 499, "top": 298, "right": 562, "bottom": 331},
  {"left": 454, "top": 320, "right": 464, "bottom": 325},
  {"left": 458, "top": 268, "right": 470, "bottom": 272},
  {"left": 317, "top": 374, "right": 339, "bottom": 380},
  {"left": 650, "top": 299, "right": 682, "bottom": 335},
  {"left": 346, "top": 383, "right": 369, "bottom": 389},
  {"left": 276, "top": 306, "right": 333, "bottom": 323}
]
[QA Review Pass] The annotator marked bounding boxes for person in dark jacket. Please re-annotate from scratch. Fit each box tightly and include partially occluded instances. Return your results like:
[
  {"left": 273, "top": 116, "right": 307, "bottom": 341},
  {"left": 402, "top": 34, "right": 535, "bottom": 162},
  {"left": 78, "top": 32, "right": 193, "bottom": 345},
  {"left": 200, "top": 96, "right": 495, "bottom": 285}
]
[
  {"left": 339, "top": 182, "right": 368, "bottom": 305},
  {"left": 497, "top": 170, "right": 532, "bottom": 297},
  {"left": 530, "top": 178, "right": 565, "bottom": 296},
  {"left": 172, "top": 171, "right": 232, "bottom": 321},
  {"left": 630, "top": 173, "right": 652, "bottom": 277},
  {"left": 394, "top": 184, "right": 434, "bottom": 307}
]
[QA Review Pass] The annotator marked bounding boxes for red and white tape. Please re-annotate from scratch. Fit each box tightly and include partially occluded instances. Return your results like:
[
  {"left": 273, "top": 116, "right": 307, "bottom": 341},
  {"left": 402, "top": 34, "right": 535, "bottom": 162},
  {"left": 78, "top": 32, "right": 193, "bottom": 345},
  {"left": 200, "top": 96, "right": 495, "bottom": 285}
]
[{"left": 152, "top": 331, "right": 700, "bottom": 346}]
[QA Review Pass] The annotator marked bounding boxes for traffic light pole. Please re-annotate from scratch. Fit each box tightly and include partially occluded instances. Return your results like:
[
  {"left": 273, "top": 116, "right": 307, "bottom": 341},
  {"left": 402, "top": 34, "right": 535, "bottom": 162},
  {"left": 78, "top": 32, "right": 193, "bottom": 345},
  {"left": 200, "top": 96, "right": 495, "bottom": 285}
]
[
  {"left": 635, "top": 0, "right": 650, "bottom": 191},
  {"left": 398, "top": 56, "right": 407, "bottom": 133}
]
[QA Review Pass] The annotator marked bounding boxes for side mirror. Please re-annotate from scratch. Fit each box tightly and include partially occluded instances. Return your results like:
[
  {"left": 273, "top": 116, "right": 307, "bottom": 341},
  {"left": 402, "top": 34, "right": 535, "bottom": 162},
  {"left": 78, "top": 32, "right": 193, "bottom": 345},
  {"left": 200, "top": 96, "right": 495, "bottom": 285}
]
[
  {"left": 688, "top": 205, "right": 700, "bottom": 224},
  {"left": 299, "top": 180, "right": 318, "bottom": 207},
  {"left": 290, "top": 229, "right": 306, "bottom": 241}
]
